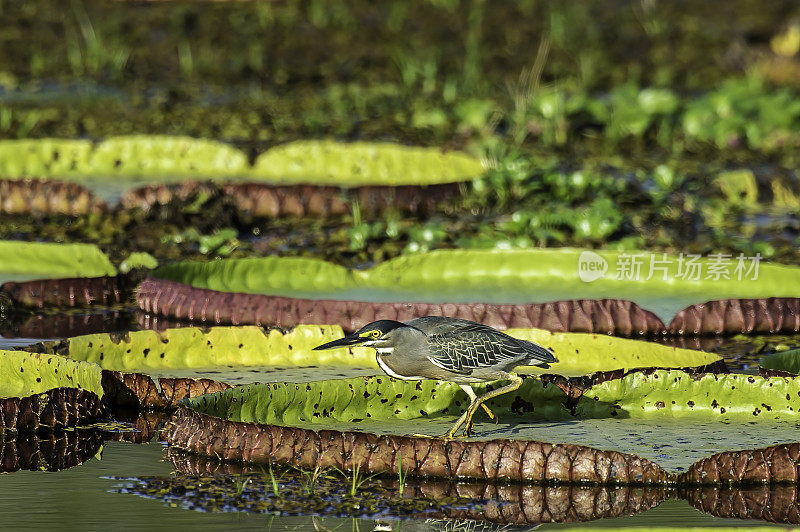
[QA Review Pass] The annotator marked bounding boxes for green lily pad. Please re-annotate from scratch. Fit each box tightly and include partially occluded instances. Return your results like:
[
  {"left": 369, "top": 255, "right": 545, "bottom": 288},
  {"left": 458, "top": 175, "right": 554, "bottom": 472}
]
[
  {"left": 580, "top": 370, "right": 800, "bottom": 420},
  {"left": 88, "top": 135, "right": 249, "bottom": 179},
  {"left": 64, "top": 326, "right": 361, "bottom": 372},
  {"left": 251, "top": 140, "right": 484, "bottom": 186},
  {"left": 63, "top": 325, "right": 719, "bottom": 377},
  {"left": 0, "top": 139, "right": 92, "bottom": 177},
  {"left": 0, "top": 136, "right": 247, "bottom": 180},
  {"left": 182, "top": 370, "right": 800, "bottom": 427},
  {"left": 180, "top": 371, "right": 800, "bottom": 473},
  {"left": 0, "top": 350, "right": 103, "bottom": 399},
  {"left": 0, "top": 241, "right": 116, "bottom": 283},
  {"left": 0, "top": 137, "right": 482, "bottom": 187},
  {"left": 510, "top": 329, "right": 719, "bottom": 376},
  {"left": 151, "top": 249, "right": 800, "bottom": 323},
  {"left": 760, "top": 349, "right": 800, "bottom": 375},
  {"left": 183, "top": 369, "right": 800, "bottom": 434},
  {"left": 155, "top": 257, "right": 352, "bottom": 297}
]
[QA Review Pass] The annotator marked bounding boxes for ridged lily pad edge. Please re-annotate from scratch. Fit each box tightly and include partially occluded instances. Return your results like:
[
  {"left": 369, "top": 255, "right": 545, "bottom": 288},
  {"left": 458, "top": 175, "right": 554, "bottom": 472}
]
[
  {"left": 0, "top": 178, "right": 460, "bottom": 217},
  {"left": 0, "top": 178, "right": 105, "bottom": 216},
  {"left": 158, "top": 450, "right": 672, "bottom": 525},
  {"left": 100, "top": 370, "right": 230, "bottom": 410},
  {"left": 165, "top": 406, "right": 800, "bottom": 486},
  {"left": 51, "top": 324, "right": 719, "bottom": 376},
  {"left": 0, "top": 350, "right": 105, "bottom": 432},
  {"left": 136, "top": 276, "right": 800, "bottom": 337},
  {"left": 120, "top": 181, "right": 460, "bottom": 217},
  {"left": 166, "top": 405, "right": 668, "bottom": 484},
  {"left": 2, "top": 272, "right": 140, "bottom": 309}
]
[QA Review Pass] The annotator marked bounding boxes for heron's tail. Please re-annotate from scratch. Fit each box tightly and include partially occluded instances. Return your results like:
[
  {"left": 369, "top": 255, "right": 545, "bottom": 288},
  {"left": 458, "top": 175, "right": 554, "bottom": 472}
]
[{"left": 521, "top": 340, "right": 558, "bottom": 368}]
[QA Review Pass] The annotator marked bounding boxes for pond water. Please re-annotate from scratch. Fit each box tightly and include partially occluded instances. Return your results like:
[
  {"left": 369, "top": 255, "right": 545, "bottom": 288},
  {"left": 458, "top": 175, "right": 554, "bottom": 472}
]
[{"left": 0, "top": 438, "right": 782, "bottom": 530}]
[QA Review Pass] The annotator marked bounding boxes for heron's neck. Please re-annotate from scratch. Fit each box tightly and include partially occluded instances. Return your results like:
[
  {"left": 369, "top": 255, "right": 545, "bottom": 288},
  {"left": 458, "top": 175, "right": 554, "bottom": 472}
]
[{"left": 375, "top": 351, "right": 410, "bottom": 379}]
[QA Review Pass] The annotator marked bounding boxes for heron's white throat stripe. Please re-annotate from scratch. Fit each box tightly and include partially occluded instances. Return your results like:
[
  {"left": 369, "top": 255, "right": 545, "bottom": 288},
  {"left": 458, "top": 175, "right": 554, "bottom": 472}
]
[{"left": 375, "top": 347, "right": 394, "bottom": 355}]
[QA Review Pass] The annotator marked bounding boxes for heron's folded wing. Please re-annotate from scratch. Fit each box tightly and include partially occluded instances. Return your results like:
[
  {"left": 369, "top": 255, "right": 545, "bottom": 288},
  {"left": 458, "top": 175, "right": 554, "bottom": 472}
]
[{"left": 426, "top": 329, "right": 531, "bottom": 374}]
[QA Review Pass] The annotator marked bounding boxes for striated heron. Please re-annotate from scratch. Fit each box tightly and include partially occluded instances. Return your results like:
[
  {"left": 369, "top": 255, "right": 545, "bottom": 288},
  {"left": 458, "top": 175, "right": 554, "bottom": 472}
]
[{"left": 313, "top": 316, "right": 557, "bottom": 437}]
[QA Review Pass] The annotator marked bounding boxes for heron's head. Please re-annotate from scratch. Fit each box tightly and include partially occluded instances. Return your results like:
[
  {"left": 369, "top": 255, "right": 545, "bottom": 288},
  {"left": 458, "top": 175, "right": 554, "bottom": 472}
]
[{"left": 312, "top": 320, "right": 409, "bottom": 351}]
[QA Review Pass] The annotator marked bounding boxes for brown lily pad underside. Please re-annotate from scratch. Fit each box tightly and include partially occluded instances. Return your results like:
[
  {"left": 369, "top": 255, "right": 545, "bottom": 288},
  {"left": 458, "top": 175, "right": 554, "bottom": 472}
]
[
  {"left": 167, "top": 406, "right": 800, "bottom": 485},
  {"left": 136, "top": 276, "right": 800, "bottom": 336},
  {"left": 0, "top": 387, "right": 103, "bottom": 432},
  {"left": 100, "top": 370, "right": 231, "bottom": 410},
  {"left": 1, "top": 274, "right": 139, "bottom": 309},
  {"left": 0, "top": 178, "right": 105, "bottom": 216},
  {"left": 683, "top": 442, "right": 800, "bottom": 485},
  {"left": 120, "top": 181, "right": 461, "bottom": 217},
  {"left": 166, "top": 406, "right": 668, "bottom": 484},
  {"left": 0, "top": 428, "right": 104, "bottom": 473}
]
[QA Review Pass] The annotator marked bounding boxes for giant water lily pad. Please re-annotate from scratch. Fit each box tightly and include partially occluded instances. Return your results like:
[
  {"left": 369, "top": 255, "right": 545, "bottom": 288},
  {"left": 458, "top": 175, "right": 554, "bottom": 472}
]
[
  {"left": 60, "top": 325, "right": 719, "bottom": 377},
  {"left": 0, "top": 241, "right": 115, "bottom": 283},
  {"left": 0, "top": 137, "right": 481, "bottom": 187},
  {"left": 0, "top": 139, "right": 93, "bottom": 177},
  {"left": 64, "top": 326, "right": 357, "bottom": 372},
  {"left": 760, "top": 348, "right": 800, "bottom": 375},
  {"left": 167, "top": 405, "right": 668, "bottom": 484},
  {"left": 581, "top": 370, "right": 800, "bottom": 419},
  {"left": 0, "top": 350, "right": 104, "bottom": 431},
  {"left": 0, "top": 178, "right": 105, "bottom": 216},
  {"left": 511, "top": 330, "right": 719, "bottom": 376},
  {"left": 172, "top": 370, "right": 800, "bottom": 474},
  {"left": 0, "top": 136, "right": 247, "bottom": 180},
  {"left": 88, "top": 136, "right": 248, "bottom": 178},
  {"left": 182, "top": 371, "right": 799, "bottom": 429},
  {"left": 251, "top": 140, "right": 484, "bottom": 186},
  {"left": 147, "top": 249, "right": 800, "bottom": 331}
]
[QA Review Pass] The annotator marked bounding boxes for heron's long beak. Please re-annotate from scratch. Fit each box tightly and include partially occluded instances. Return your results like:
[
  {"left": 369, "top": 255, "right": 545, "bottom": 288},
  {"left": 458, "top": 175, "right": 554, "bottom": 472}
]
[{"left": 312, "top": 334, "right": 368, "bottom": 350}]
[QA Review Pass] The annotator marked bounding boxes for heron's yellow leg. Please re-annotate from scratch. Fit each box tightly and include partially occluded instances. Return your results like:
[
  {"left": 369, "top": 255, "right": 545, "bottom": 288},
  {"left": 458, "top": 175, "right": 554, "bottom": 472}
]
[
  {"left": 456, "top": 383, "right": 496, "bottom": 420},
  {"left": 462, "top": 375, "right": 523, "bottom": 436},
  {"left": 444, "top": 408, "right": 472, "bottom": 439},
  {"left": 444, "top": 378, "right": 520, "bottom": 438}
]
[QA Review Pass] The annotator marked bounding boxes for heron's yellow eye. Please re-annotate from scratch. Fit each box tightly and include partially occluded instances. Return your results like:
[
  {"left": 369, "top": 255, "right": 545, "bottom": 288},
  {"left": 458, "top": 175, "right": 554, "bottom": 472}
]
[{"left": 370, "top": 330, "right": 381, "bottom": 338}]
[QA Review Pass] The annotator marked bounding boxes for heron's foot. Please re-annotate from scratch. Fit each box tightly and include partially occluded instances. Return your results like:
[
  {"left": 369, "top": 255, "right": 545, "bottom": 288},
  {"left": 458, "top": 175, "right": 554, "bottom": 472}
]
[
  {"left": 409, "top": 433, "right": 433, "bottom": 439},
  {"left": 440, "top": 432, "right": 470, "bottom": 440},
  {"left": 480, "top": 403, "right": 495, "bottom": 420},
  {"left": 459, "top": 403, "right": 482, "bottom": 437}
]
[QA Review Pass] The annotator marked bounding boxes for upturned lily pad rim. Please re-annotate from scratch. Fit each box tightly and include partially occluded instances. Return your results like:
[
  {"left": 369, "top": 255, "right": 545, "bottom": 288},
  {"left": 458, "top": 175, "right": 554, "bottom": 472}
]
[
  {"left": 181, "top": 368, "right": 797, "bottom": 429},
  {"left": 60, "top": 324, "right": 720, "bottom": 377},
  {"left": 0, "top": 350, "right": 103, "bottom": 399},
  {"left": 0, "top": 136, "right": 483, "bottom": 186},
  {"left": 0, "top": 240, "right": 116, "bottom": 282},
  {"left": 150, "top": 248, "right": 800, "bottom": 323}
]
